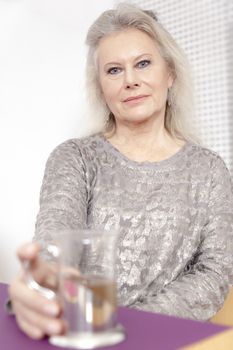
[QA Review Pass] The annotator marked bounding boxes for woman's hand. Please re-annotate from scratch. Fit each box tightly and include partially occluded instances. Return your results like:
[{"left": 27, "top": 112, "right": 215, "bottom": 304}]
[{"left": 8, "top": 242, "right": 65, "bottom": 339}]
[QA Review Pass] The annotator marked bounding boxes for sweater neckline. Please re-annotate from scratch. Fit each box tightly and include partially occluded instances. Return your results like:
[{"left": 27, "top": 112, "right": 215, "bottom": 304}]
[{"left": 97, "top": 133, "right": 192, "bottom": 169}]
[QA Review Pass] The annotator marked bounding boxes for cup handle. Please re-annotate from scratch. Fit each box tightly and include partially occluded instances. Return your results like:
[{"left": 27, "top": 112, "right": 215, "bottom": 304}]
[{"left": 24, "top": 244, "right": 60, "bottom": 301}]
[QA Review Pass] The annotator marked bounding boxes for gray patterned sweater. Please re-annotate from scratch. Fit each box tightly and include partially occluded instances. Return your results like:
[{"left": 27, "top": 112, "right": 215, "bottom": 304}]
[{"left": 34, "top": 133, "right": 233, "bottom": 321}]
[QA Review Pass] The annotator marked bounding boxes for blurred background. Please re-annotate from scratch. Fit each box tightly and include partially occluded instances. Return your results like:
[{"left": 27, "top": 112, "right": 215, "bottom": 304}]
[{"left": 0, "top": 0, "right": 232, "bottom": 282}]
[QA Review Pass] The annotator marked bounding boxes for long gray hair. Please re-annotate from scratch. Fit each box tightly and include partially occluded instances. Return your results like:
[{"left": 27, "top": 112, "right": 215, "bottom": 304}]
[{"left": 85, "top": 3, "right": 197, "bottom": 142}]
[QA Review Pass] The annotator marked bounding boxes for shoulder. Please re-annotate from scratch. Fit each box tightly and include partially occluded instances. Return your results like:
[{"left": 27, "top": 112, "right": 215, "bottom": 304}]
[
  {"left": 50, "top": 133, "right": 101, "bottom": 153},
  {"left": 186, "top": 142, "right": 232, "bottom": 185},
  {"left": 187, "top": 142, "right": 229, "bottom": 171},
  {"left": 47, "top": 133, "right": 103, "bottom": 164}
]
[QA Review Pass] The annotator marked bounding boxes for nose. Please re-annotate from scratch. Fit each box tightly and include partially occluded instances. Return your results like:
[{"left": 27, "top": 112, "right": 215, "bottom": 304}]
[{"left": 124, "top": 68, "right": 140, "bottom": 89}]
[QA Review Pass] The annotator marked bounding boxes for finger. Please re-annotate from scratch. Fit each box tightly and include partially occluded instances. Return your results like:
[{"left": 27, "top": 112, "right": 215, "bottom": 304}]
[
  {"left": 16, "top": 315, "right": 44, "bottom": 339},
  {"left": 29, "top": 260, "right": 59, "bottom": 289},
  {"left": 14, "top": 301, "right": 64, "bottom": 336},
  {"left": 9, "top": 278, "right": 60, "bottom": 317},
  {"left": 16, "top": 242, "right": 58, "bottom": 288},
  {"left": 17, "top": 242, "right": 40, "bottom": 263}
]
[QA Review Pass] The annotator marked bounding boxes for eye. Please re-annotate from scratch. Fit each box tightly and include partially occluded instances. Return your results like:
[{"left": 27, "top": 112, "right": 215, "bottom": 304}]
[
  {"left": 107, "top": 67, "right": 122, "bottom": 75},
  {"left": 137, "top": 59, "right": 151, "bottom": 69}
]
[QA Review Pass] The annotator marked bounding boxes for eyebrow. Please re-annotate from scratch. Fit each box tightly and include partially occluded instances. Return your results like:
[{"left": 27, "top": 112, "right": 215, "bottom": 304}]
[{"left": 103, "top": 53, "right": 153, "bottom": 68}]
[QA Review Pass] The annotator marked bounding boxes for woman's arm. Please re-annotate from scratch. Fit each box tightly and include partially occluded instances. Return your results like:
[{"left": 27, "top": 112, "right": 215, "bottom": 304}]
[
  {"left": 34, "top": 139, "right": 88, "bottom": 245},
  {"left": 134, "top": 156, "right": 233, "bottom": 321},
  {"left": 9, "top": 139, "right": 88, "bottom": 338}
]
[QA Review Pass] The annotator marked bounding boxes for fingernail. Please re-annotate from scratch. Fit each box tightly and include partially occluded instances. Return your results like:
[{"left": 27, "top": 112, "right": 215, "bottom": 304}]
[
  {"left": 47, "top": 322, "right": 61, "bottom": 334},
  {"left": 31, "top": 328, "right": 43, "bottom": 339},
  {"left": 43, "top": 303, "right": 59, "bottom": 316}
]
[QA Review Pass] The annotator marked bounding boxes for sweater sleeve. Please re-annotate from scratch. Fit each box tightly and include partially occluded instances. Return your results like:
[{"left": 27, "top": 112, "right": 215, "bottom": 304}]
[
  {"left": 133, "top": 156, "right": 233, "bottom": 321},
  {"left": 34, "top": 139, "right": 88, "bottom": 247}
]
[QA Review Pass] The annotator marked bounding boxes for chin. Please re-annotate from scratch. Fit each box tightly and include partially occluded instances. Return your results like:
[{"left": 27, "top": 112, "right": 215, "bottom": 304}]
[
  {"left": 125, "top": 117, "right": 152, "bottom": 125},
  {"left": 124, "top": 113, "right": 154, "bottom": 123}
]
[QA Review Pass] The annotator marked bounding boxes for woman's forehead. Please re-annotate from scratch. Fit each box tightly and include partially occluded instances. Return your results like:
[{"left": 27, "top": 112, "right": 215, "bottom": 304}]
[
  {"left": 96, "top": 28, "right": 162, "bottom": 65},
  {"left": 97, "top": 27, "right": 157, "bottom": 50}
]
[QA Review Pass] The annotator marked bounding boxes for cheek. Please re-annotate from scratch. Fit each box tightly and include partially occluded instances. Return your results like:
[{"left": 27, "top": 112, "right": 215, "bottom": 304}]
[
  {"left": 151, "top": 78, "right": 170, "bottom": 96},
  {"left": 102, "top": 81, "right": 120, "bottom": 105},
  {"left": 102, "top": 90, "right": 115, "bottom": 107}
]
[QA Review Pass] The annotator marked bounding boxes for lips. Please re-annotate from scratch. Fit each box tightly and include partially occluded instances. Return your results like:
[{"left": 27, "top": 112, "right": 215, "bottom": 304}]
[{"left": 123, "top": 95, "right": 149, "bottom": 102}]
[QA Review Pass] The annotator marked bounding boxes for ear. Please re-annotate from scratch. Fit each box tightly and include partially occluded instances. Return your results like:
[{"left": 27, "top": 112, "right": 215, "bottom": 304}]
[{"left": 167, "top": 72, "right": 174, "bottom": 89}]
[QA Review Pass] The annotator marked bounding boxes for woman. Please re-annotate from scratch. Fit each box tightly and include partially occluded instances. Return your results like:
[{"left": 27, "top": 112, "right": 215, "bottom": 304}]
[{"left": 9, "top": 3, "right": 233, "bottom": 339}]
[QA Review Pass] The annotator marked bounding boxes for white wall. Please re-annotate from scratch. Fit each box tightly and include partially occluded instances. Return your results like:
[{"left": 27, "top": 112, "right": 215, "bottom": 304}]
[{"left": 0, "top": 0, "right": 114, "bottom": 282}]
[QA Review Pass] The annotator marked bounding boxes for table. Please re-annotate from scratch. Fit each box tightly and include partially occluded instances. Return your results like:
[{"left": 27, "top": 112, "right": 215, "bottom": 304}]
[{"left": 0, "top": 283, "right": 230, "bottom": 350}]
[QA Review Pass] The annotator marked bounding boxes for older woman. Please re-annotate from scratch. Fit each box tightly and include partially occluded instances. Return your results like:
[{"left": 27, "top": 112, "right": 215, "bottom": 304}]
[{"left": 9, "top": 3, "right": 233, "bottom": 340}]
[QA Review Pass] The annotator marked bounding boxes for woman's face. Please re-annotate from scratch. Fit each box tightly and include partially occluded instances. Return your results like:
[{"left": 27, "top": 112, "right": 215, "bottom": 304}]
[{"left": 97, "top": 28, "right": 174, "bottom": 126}]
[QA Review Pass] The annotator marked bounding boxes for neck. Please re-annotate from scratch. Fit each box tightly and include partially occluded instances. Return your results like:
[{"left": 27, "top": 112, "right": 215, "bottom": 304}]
[
  {"left": 108, "top": 114, "right": 180, "bottom": 146},
  {"left": 105, "top": 117, "right": 185, "bottom": 162}
]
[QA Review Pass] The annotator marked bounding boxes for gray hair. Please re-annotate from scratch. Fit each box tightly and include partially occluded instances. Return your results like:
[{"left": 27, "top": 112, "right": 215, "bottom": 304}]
[{"left": 85, "top": 3, "right": 198, "bottom": 142}]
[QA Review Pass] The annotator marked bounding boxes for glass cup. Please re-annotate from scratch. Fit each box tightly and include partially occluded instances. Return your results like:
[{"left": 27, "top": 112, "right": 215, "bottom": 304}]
[{"left": 26, "top": 229, "right": 125, "bottom": 349}]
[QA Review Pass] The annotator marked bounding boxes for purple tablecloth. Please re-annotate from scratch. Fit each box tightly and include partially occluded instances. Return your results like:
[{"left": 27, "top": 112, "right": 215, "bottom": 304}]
[{"left": 0, "top": 283, "right": 228, "bottom": 350}]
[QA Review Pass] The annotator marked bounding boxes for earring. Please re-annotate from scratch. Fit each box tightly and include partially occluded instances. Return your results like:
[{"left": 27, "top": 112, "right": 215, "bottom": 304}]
[{"left": 167, "top": 88, "right": 172, "bottom": 107}]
